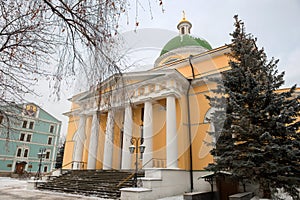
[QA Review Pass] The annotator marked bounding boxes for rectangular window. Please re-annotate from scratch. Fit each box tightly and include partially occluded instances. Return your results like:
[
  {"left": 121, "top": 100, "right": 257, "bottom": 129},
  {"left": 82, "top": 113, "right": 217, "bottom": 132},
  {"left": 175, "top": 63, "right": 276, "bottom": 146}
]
[
  {"left": 23, "top": 149, "right": 29, "bottom": 157},
  {"left": 20, "top": 133, "right": 25, "bottom": 141},
  {"left": 46, "top": 151, "right": 50, "bottom": 159},
  {"left": 49, "top": 125, "right": 54, "bottom": 133},
  {"left": 16, "top": 148, "right": 22, "bottom": 157},
  {"left": 47, "top": 137, "right": 53, "bottom": 145},
  {"left": 28, "top": 121, "right": 34, "bottom": 129},
  {"left": 26, "top": 134, "right": 32, "bottom": 142},
  {"left": 43, "top": 166, "right": 48, "bottom": 173},
  {"left": 22, "top": 121, "right": 27, "bottom": 128}
]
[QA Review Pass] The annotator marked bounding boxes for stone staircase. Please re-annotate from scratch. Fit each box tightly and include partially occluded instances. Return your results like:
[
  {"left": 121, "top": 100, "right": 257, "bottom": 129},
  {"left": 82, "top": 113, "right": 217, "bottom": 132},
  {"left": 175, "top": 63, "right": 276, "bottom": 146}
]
[{"left": 37, "top": 170, "right": 144, "bottom": 199}]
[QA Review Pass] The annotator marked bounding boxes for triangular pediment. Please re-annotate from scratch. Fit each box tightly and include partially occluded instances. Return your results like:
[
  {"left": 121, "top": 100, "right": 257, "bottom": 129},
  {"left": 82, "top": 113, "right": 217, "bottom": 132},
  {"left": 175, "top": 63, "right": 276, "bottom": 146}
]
[{"left": 67, "top": 68, "right": 190, "bottom": 115}]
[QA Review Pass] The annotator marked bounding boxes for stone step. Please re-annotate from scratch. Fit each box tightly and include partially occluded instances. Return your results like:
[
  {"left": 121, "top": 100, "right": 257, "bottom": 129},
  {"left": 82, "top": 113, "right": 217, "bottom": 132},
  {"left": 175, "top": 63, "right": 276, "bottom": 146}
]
[
  {"left": 39, "top": 187, "right": 120, "bottom": 199},
  {"left": 40, "top": 183, "right": 132, "bottom": 190},
  {"left": 37, "top": 170, "right": 144, "bottom": 199}
]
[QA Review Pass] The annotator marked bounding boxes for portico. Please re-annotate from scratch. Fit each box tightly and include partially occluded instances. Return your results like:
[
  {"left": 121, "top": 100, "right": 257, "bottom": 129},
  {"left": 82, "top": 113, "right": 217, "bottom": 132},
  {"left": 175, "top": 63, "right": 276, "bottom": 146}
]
[{"left": 66, "top": 70, "right": 189, "bottom": 171}]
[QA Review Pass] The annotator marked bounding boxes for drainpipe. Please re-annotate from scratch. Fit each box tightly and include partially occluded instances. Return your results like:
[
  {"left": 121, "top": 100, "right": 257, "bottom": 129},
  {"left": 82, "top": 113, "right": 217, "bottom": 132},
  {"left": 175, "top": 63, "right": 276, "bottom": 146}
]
[
  {"left": 187, "top": 55, "right": 195, "bottom": 192},
  {"left": 188, "top": 55, "right": 195, "bottom": 79}
]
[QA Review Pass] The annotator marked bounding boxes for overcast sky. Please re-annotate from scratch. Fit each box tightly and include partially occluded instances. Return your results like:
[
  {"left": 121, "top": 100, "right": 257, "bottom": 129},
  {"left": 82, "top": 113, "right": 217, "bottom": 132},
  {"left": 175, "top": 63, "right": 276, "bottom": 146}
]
[{"left": 28, "top": 0, "right": 300, "bottom": 137}]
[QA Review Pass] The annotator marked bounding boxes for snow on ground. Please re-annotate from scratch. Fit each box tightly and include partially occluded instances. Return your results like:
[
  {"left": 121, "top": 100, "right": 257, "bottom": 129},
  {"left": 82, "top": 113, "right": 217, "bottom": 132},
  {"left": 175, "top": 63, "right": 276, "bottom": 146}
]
[
  {"left": 0, "top": 177, "right": 27, "bottom": 189},
  {"left": 0, "top": 177, "right": 111, "bottom": 200},
  {"left": 157, "top": 195, "right": 184, "bottom": 200},
  {"left": 0, "top": 177, "right": 185, "bottom": 200}
]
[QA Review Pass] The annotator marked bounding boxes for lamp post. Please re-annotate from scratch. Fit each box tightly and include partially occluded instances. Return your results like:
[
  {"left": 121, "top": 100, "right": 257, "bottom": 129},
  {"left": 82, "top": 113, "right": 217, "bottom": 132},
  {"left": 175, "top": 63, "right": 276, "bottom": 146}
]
[
  {"left": 35, "top": 147, "right": 46, "bottom": 180},
  {"left": 129, "top": 137, "right": 145, "bottom": 187}
]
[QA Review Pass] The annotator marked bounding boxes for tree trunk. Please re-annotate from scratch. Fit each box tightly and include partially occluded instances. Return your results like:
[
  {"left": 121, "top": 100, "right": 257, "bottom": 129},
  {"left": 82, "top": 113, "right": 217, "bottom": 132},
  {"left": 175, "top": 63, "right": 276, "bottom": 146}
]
[
  {"left": 263, "top": 188, "right": 271, "bottom": 199},
  {"left": 260, "top": 183, "right": 271, "bottom": 199}
]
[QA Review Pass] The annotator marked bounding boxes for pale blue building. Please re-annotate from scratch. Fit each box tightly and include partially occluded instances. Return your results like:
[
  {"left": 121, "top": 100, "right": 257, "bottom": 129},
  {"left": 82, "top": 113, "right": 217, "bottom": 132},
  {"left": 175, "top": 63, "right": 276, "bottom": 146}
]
[{"left": 0, "top": 103, "right": 61, "bottom": 176}]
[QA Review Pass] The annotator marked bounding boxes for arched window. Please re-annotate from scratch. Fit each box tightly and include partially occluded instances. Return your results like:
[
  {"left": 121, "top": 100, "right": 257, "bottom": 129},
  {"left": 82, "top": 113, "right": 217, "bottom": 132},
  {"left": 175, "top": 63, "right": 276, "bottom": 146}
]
[
  {"left": 181, "top": 27, "right": 185, "bottom": 34},
  {"left": 43, "top": 166, "right": 48, "bottom": 173},
  {"left": 16, "top": 148, "right": 22, "bottom": 157}
]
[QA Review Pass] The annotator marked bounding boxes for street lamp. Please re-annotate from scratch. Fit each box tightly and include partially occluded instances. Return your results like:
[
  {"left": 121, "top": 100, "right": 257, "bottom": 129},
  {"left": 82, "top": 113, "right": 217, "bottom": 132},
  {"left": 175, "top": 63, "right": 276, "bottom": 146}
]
[
  {"left": 129, "top": 137, "right": 145, "bottom": 187},
  {"left": 35, "top": 148, "right": 46, "bottom": 180}
]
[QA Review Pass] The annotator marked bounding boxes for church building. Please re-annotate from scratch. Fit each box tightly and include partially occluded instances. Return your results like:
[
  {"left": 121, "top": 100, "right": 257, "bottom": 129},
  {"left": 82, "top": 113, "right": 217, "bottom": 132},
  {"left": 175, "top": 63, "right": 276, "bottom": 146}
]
[{"left": 62, "top": 14, "right": 271, "bottom": 199}]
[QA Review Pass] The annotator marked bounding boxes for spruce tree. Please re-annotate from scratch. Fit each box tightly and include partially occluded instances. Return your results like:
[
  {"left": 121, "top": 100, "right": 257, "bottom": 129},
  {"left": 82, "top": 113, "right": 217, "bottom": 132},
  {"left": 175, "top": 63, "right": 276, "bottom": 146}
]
[{"left": 206, "top": 15, "right": 300, "bottom": 199}]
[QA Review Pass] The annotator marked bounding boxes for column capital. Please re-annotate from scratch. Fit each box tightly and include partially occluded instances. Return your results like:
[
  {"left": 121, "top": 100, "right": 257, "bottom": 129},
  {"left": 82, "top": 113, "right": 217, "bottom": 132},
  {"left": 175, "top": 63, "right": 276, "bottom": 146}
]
[
  {"left": 162, "top": 92, "right": 180, "bottom": 99},
  {"left": 78, "top": 113, "right": 88, "bottom": 118},
  {"left": 139, "top": 97, "right": 154, "bottom": 103}
]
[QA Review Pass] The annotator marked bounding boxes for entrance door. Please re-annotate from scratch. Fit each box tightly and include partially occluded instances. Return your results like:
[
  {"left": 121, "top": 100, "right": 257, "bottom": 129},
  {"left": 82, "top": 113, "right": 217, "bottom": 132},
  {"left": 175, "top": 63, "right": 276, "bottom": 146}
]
[{"left": 15, "top": 162, "right": 27, "bottom": 174}]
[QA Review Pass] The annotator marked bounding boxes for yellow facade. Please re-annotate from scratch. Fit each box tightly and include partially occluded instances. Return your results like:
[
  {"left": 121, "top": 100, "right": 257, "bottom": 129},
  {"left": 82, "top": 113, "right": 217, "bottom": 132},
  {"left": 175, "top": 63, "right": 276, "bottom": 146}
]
[
  {"left": 62, "top": 15, "right": 232, "bottom": 172},
  {"left": 62, "top": 44, "right": 231, "bottom": 171}
]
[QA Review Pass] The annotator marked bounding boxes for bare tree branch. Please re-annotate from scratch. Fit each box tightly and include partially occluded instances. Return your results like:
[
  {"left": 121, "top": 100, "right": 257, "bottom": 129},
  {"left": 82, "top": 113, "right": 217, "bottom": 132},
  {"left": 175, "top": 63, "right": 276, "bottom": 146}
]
[{"left": 0, "top": 0, "right": 164, "bottom": 136}]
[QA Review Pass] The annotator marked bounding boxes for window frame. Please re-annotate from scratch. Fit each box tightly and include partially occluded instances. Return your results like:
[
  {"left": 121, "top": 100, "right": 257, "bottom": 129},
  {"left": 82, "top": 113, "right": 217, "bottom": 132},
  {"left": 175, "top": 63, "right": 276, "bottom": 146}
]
[
  {"left": 22, "top": 121, "right": 28, "bottom": 128},
  {"left": 23, "top": 149, "right": 29, "bottom": 158},
  {"left": 26, "top": 134, "right": 32, "bottom": 142},
  {"left": 16, "top": 148, "right": 22, "bottom": 157},
  {"left": 49, "top": 125, "right": 54, "bottom": 133},
  {"left": 19, "top": 133, "right": 25, "bottom": 141},
  {"left": 43, "top": 165, "right": 48, "bottom": 173},
  {"left": 28, "top": 121, "right": 34, "bottom": 129},
  {"left": 45, "top": 151, "right": 51, "bottom": 159},
  {"left": 47, "top": 136, "right": 53, "bottom": 145}
]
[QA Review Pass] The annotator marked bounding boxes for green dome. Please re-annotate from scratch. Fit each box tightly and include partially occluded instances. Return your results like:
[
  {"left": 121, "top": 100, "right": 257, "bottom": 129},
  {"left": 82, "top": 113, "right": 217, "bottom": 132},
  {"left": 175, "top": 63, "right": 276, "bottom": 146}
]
[{"left": 160, "top": 35, "right": 212, "bottom": 56}]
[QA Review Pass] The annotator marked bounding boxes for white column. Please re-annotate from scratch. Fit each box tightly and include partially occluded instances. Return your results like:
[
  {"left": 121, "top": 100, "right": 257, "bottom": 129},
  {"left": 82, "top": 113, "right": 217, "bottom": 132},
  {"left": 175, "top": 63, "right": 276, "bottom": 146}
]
[
  {"left": 73, "top": 115, "right": 86, "bottom": 169},
  {"left": 103, "top": 110, "right": 115, "bottom": 169},
  {"left": 166, "top": 96, "right": 178, "bottom": 168},
  {"left": 121, "top": 105, "right": 133, "bottom": 169},
  {"left": 143, "top": 101, "right": 153, "bottom": 168},
  {"left": 87, "top": 113, "right": 99, "bottom": 169}
]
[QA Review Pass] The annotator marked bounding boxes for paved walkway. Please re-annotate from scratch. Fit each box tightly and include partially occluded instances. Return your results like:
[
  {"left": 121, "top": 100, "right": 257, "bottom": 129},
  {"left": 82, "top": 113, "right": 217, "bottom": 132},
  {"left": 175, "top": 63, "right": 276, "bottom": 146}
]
[{"left": 0, "top": 177, "right": 107, "bottom": 200}]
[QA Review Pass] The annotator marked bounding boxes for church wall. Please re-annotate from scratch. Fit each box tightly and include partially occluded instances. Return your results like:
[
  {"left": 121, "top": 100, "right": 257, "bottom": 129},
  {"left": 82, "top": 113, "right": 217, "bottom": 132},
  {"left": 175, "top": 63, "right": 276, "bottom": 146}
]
[
  {"left": 152, "top": 101, "right": 167, "bottom": 168},
  {"left": 170, "top": 53, "right": 229, "bottom": 170},
  {"left": 189, "top": 83, "right": 214, "bottom": 170},
  {"left": 187, "top": 84, "right": 201, "bottom": 170},
  {"left": 63, "top": 115, "right": 79, "bottom": 169},
  {"left": 173, "top": 53, "right": 230, "bottom": 79},
  {"left": 176, "top": 95, "right": 190, "bottom": 169},
  {"left": 131, "top": 106, "right": 143, "bottom": 168},
  {"left": 193, "top": 54, "right": 230, "bottom": 78}
]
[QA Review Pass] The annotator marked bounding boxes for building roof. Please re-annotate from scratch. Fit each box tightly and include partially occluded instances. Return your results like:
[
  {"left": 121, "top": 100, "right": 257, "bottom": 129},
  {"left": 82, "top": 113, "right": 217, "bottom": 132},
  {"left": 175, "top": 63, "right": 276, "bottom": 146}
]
[{"left": 159, "top": 34, "right": 212, "bottom": 56}]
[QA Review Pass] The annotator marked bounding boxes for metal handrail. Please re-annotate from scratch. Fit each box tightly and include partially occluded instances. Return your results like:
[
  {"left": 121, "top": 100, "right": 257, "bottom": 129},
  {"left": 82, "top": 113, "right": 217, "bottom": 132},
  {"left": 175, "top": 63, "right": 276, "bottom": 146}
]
[{"left": 116, "top": 158, "right": 166, "bottom": 188}]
